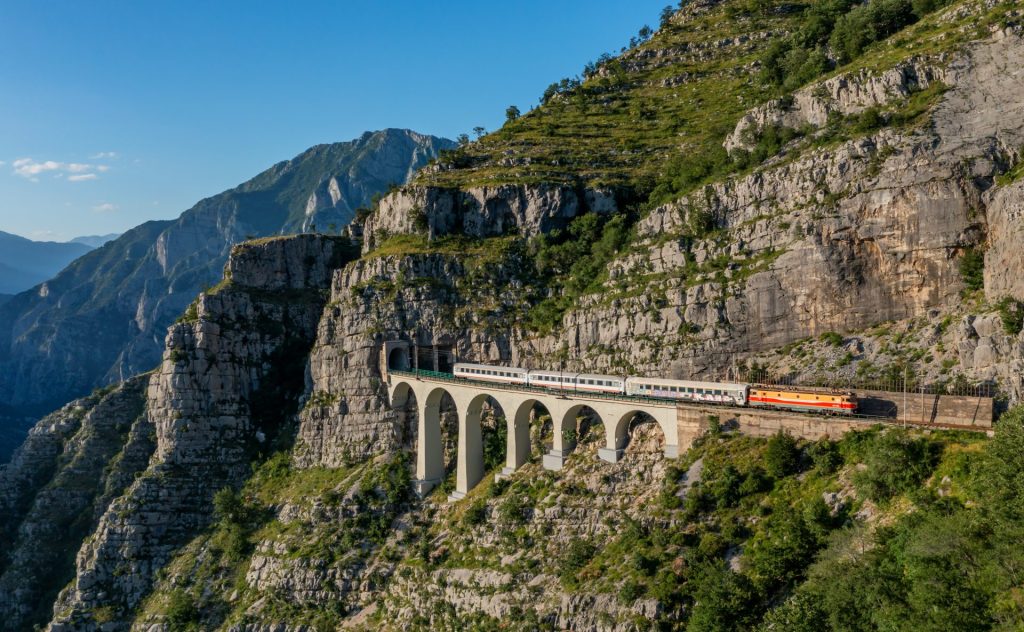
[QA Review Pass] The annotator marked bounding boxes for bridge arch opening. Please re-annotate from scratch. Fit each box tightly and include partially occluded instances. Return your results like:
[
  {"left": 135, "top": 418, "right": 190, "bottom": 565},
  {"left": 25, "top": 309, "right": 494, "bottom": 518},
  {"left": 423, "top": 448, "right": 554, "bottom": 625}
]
[
  {"left": 449, "top": 392, "right": 516, "bottom": 496},
  {"left": 501, "top": 399, "right": 553, "bottom": 474},
  {"left": 606, "top": 410, "right": 669, "bottom": 463},
  {"left": 555, "top": 404, "right": 605, "bottom": 456},
  {"left": 390, "top": 381, "right": 419, "bottom": 451}
]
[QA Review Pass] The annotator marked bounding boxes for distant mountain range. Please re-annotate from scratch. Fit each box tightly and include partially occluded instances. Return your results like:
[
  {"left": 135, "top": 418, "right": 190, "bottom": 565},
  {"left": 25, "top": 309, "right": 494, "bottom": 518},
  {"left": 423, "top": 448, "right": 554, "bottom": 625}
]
[
  {"left": 0, "top": 232, "right": 94, "bottom": 294},
  {"left": 0, "top": 129, "right": 454, "bottom": 459},
  {"left": 70, "top": 233, "right": 121, "bottom": 248}
]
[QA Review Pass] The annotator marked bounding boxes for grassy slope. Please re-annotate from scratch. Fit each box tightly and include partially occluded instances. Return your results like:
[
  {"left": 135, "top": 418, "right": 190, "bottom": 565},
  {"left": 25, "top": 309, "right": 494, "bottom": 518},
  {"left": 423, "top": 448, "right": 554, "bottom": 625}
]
[{"left": 414, "top": 0, "right": 792, "bottom": 191}]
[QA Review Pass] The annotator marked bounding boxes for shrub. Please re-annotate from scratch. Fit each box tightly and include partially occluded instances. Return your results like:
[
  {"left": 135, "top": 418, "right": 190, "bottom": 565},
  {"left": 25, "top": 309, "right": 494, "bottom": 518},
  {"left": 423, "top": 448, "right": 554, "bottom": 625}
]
[
  {"left": 165, "top": 590, "right": 199, "bottom": 629},
  {"left": 807, "top": 439, "right": 842, "bottom": 473},
  {"left": 853, "top": 430, "right": 938, "bottom": 502},
  {"left": 744, "top": 511, "right": 820, "bottom": 588},
  {"left": 686, "top": 563, "right": 759, "bottom": 631},
  {"left": 819, "top": 331, "right": 844, "bottom": 346},
  {"left": 463, "top": 500, "right": 488, "bottom": 527},
  {"left": 959, "top": 247, "right": 985, "bottom": 291},
  {"left": 497, "top": 492, "right": 531, "bottom": 525},
  {"left": 764, "top": 431, "right": 801, "bottom": 478},
  {"left": 559, "top": 539, "right": 597, "bottom": 586},
  {"left": 739, "top": 466, "right": 773, "bottom": 496},
  {"left": 996, "top": 297, "right": 1024, "bottom": 336},
  {"left": 619, "top": 580, "right": 644, "bottom": 603}
]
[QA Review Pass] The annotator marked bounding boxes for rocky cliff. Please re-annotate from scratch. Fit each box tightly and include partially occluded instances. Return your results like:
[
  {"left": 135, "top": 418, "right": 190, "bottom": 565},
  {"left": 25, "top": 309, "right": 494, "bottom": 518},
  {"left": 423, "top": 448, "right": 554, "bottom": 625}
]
[
  {"left": 0, "top": 129, "right": 454, "bottom": 461},
  {"left": 2, "top": 0, "right": 1024, "bottom": 629}
]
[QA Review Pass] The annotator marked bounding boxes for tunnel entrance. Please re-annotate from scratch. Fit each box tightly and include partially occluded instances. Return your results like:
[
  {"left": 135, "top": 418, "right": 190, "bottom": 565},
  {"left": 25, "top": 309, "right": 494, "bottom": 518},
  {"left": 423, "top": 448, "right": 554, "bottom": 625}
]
[{"left": 388, "top": 346, "right": 410, "bottom": 371}]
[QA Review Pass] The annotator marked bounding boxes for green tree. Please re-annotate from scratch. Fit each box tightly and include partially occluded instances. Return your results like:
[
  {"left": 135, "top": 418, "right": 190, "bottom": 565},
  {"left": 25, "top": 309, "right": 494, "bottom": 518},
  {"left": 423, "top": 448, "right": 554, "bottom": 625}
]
[
  {"left": 505, "top": 105, "right": 521, "bottom": 123},
  {"left": 764, "top": 431, "right": 800, "bottom": 478},
  {"left": 687, "top": 563, "right": 759, "bottom": 631}
]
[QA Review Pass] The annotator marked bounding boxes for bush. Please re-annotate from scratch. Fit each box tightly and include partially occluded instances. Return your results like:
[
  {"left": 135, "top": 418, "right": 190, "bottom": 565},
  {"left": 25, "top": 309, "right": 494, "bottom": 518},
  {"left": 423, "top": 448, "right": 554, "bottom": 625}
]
[
  {"left": 686, "top": 563, "right": 759, "bottom": 631},
  {"left": 764, "top": 431, "right": 801, "bottom": 478},
  {"left": 853, "top": 430, "right": 938, "bottom": 502},
  {"left": 744, "top": 511, "right": 820, "bottom": 588},
  {"left": 463, "top": 500, "right": 488, "bottom": 527},
  {"left": 619, "top": 579, "right": 644, "bottom": 603},
  {"left": 739, "top": 467, "right": 773, "bottom": 496},
  {"left": 761, "top": 0, "right": 938, "bottom": 91},
  {"left": 560, "top": 539, "right": 597, "bottom": 586},
  {"left": 165, "top": 590, "right": 199, "bottom": 629},
  {"left": 959, "top": 247, "right": 985, "bottom": 291},
  {"left": 497, "top": 492, "right": 531, "bottom": 525},
  {"left": 819, "top": 331, "right": 844, "bottom": 346},
  {"left": 807, "top": 439, "right": 842, "bottom": 473},
  {"left": 996, "top": 297, "right": 1024, "bottom": 336}
]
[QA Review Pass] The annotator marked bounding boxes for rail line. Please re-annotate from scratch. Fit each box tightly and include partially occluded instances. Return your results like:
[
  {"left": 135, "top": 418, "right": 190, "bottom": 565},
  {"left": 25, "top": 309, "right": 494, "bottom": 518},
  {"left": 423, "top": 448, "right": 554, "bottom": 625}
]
[{"left": 388, "top": 368, "right": 989, "bottom": 431}]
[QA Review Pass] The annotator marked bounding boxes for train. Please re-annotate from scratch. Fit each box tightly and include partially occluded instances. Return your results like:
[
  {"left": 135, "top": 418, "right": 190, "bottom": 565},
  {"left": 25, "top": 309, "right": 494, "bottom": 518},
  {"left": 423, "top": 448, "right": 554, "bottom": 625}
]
[{"left": 452, "top": 362, "right": 857, "bottom": 415}]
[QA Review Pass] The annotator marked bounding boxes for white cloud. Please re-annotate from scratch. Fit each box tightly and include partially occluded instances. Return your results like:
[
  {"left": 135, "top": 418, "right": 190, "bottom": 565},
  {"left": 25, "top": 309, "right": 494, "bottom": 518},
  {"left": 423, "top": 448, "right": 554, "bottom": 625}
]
[
  {"left": 90, "top": 151, "right": 117, "bottom": 159},
  {"left": 12, "top": 157, "right": 111, "bottom": 181},
  {"left": 92, "top": 202, "right": 118, "bottom": 213}
]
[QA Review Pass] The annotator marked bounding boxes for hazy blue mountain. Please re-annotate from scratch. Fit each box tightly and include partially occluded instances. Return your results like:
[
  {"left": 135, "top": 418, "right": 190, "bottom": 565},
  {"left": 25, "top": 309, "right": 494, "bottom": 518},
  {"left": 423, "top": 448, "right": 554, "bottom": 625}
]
[
  {"left": 70, "top": 233, "right": 121, "bottom": 248},
  {"left": 0, "top": 294, "right": 10, "bottom": 307},
  {"left": 0, "top": 129, "right": 453, "bottom": 460},
  {"left": 0, "top": 232, "right": 93, "bottom": 294}
]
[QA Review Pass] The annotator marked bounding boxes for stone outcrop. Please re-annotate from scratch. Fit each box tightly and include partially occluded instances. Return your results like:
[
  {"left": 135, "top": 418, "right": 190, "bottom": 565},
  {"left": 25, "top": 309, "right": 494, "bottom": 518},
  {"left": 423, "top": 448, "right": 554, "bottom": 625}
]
[
  {"left": 47, "top": 236, "right": 349, "bottom": 631},
  {"left": 362, "top": 184, "right": 617, "bottom": 252},
  {"left": 985, "top": 178, "right": 1024, "bottom": 299},
  {"left": 0, "top": 378, "right": 148, "bottom": 632}
]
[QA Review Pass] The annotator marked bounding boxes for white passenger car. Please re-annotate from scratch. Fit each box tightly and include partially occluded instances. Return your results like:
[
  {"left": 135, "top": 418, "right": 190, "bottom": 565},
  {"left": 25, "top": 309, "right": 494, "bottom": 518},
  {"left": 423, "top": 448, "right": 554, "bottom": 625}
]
[
  {"left": 527, "top": 371, "right": 625, "bottom": 395},
  {"left": 453, "top": 363, "right": 529, "bottom": 385},
  {"left": 625, "top": 377, "right": 748, "bottom": 406}
]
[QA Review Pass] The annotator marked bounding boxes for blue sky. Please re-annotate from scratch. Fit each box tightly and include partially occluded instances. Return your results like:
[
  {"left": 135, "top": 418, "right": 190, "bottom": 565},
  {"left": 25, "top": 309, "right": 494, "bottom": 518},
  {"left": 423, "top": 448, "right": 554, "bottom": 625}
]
[{"left": 0, "top": 1, "right": 668, "bottom": 241}]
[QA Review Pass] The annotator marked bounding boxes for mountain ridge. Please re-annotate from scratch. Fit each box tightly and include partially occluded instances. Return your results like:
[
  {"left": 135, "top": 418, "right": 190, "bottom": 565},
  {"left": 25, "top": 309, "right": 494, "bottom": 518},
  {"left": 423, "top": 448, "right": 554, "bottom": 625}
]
[
  {"left": 0, "top": 128, "right": 454, "bottom": 459},
  {"left": 0, "top": 231, "right": 93, "bottom": 295}
]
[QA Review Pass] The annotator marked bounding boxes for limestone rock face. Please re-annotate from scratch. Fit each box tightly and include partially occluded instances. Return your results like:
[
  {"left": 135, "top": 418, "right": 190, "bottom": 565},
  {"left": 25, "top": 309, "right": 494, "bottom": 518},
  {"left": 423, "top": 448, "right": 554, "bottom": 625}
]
[
  {"left": 46, "top": 236, "right": 346, "bottom": 631},
  {"left": 362, "top": 184, "right": 617, "bottom": 252},
  {"left": 0, "top": 378, "right": 149, "bottom": 632},
  {"left": 985, "top": 179, "right": 1024, "bottom": 300}
]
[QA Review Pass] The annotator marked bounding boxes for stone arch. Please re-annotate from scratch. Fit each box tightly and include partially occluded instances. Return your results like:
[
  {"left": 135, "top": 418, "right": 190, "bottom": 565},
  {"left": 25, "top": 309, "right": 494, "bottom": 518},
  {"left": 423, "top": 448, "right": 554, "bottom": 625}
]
[
  {"left": 503, "top": 397, "right": 548, "bottom": 475},
  {"left": 619, "top": 411, "right": 666, "bottom": 455},
  {"left": 453, "top": 392, "right": 510, "bottom": 497},
  {"left": 557, "top": 404, "right": 604, "bottom": 451},
  {"left": 406, "top": 385, "right": 455, "bottom": 495},
  {"left": 605, "top": 407, "right": 678, "bottom": 462},
  {"left": 388, "top": 381, "right": 419, "bottom": 451}
]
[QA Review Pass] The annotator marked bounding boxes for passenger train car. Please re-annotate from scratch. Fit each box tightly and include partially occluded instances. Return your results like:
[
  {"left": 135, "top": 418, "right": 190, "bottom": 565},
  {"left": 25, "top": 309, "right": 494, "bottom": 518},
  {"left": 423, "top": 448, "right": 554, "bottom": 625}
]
[
  {"left": 450, "top": 363, "right": 858, "bottom": 415},
  {"left": 527, "top": 371, "right": 624, "bottom": 394},
  {"left": 453, "top": 363, "right": 529, "bottom": 385},
  {"left": 625, "top": 377, "right": 748, "bottom": 406}
]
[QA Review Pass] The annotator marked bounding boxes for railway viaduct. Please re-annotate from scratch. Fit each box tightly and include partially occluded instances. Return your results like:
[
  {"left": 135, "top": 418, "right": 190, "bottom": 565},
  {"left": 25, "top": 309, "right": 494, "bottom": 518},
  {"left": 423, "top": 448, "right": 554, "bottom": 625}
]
[
  {"left": 387, "top": 370, "right": 680, "bottom": 497},
  {"left": 380, "top": 342, "right": 993, "bottom": 499}
]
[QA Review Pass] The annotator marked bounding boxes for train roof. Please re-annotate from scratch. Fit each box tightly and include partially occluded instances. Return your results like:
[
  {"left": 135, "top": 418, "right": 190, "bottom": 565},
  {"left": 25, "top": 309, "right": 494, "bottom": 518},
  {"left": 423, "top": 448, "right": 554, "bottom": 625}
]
[
  {"left": 453, "top": 362, "right": 529, "bottom": 373},
  {"left": 625, "top": 376, "right": 748, "bottom": 391},
  {"left": 527, "top": 370, "right": 623, "bottom": 382}
]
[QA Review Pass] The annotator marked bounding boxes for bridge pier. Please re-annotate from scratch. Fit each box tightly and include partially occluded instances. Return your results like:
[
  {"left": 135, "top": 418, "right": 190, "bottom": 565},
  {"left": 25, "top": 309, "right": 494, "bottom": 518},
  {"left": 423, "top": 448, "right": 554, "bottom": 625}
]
[
  {"left": 452, "top": 395, "right": 485, "bottom": 500},
  {"left": 499, "top": 411, "right": 532, "bottom": 480},
  {"left": 414, "top": 393, "right": 445, "bottom": 497}
]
